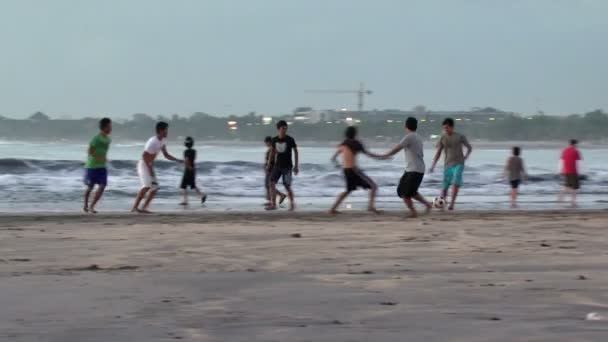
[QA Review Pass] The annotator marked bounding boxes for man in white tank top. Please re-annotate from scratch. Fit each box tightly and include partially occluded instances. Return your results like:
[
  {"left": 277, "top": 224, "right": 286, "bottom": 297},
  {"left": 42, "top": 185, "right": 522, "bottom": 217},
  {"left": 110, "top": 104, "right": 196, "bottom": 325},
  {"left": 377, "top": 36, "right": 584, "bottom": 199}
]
[{"left": 131, "top": 121, "right": 183, "bottom": 213}]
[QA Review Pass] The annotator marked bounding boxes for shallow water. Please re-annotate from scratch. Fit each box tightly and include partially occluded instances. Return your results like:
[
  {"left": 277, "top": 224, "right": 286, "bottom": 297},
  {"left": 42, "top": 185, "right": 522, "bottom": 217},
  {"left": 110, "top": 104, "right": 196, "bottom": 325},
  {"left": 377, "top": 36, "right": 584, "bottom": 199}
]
[{"left": 0, "top": 140, "right": 606, "bottom": 212}]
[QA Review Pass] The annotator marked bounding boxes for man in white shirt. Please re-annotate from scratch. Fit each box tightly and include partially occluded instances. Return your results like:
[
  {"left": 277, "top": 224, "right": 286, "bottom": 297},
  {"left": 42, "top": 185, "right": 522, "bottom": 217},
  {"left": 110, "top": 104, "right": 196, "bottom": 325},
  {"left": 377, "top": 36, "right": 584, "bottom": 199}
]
[{"left": 132, "top": 121, "right": 183, "bottom": 213}]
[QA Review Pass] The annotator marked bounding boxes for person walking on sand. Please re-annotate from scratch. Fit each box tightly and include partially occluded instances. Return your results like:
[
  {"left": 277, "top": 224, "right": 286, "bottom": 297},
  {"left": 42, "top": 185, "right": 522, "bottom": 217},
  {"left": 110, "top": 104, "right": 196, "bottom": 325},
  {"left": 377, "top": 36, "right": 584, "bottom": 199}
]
[
  {"left": 505, "top": 146, "right": 526, "bottom": 208},
  {"left": 266, "top": 120, "right": 299, "bottom": 211},
  {"left": 264, "top": 136, "right": 286, "bottom": 207},
  {"left": 329, "top": 126, "right": 385, "bottom": 215},
  {"left": 131, "top": 121, "right": 183, "bottom": 213},
  {"left": 558, "top": 139, "right": 582, "bottom": 207},
  {"left": 179, "top": 136, "right": 207, "bottom": 206},
  {"left": 83, "top": 117, "right": 112, "bottom": 214},
  {"left": 380, "top": 117, "right": 432, "bottom": 218},
  {"left": 430, "top": 118, "right": 472, "bottom": 211}
]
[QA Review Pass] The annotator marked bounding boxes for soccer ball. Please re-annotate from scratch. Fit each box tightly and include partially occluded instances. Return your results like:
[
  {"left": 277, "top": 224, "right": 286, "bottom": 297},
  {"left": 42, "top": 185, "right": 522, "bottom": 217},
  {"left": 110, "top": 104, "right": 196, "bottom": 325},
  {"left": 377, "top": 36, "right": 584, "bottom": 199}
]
[{"left": 433, "top": 197, "right": 446, "bottom": 209}]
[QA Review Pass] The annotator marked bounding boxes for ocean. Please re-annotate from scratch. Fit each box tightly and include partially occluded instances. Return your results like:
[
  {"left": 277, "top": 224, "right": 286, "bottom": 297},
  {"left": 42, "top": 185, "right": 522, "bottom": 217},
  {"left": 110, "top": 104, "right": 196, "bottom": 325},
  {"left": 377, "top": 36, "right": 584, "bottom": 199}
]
[{"left": 0, "top": 140, "right": 606, "bottom": 212}]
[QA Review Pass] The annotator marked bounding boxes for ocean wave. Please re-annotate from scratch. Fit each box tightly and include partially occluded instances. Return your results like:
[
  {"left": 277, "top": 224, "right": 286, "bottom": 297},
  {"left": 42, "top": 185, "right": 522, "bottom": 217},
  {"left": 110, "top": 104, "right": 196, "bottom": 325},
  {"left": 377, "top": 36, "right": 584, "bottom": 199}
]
[{"left": 0, "top": 158, "right": 603, "bottom": 182}]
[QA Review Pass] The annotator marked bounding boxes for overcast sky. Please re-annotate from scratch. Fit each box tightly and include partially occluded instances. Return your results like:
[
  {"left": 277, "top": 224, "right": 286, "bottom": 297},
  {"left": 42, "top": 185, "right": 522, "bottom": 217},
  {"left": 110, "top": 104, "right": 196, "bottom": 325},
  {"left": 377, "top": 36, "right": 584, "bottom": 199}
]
[{"left": 1, "top": 0, "right": 606, "bottom": 118}]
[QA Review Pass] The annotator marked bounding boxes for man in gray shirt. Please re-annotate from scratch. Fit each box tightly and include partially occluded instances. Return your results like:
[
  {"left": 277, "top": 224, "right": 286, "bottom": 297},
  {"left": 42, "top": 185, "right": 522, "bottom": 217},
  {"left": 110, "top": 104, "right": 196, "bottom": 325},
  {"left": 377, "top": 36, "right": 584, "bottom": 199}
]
[
  {"left": 381, "top": 117, "right": 432, "bottom": 217},
  {"left": 430, "top": 118, "right": 473, "bottom": 211}
]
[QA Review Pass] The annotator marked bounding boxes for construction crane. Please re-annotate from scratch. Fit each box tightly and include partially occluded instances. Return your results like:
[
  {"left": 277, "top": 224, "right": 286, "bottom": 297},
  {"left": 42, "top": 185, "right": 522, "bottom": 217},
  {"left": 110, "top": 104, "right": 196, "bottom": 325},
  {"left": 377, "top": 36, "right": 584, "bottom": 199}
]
[{"left": 305, "top": 82, "right": 372, "bottom": 112}]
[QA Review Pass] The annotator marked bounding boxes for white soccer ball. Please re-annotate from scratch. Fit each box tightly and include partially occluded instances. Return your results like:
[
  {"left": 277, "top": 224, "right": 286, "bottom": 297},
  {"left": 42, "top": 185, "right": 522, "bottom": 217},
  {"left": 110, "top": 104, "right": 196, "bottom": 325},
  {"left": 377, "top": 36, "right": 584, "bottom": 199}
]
[{"left": 433, "top": 197, "right": 446, "bottom": 209}]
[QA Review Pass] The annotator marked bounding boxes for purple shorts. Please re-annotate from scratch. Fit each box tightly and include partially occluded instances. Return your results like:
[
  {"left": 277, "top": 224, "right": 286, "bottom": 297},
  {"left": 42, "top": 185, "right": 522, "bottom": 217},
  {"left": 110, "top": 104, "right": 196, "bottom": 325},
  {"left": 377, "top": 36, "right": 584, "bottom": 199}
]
[{"left": 84, "top": 168, "right": 108, "bottom": 186}]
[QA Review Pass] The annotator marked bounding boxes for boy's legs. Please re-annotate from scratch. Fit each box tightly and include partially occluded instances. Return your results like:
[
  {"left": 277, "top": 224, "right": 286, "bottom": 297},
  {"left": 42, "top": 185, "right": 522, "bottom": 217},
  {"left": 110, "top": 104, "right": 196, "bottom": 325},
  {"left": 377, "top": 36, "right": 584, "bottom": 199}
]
[
  {"left": 400, "top": 172, "right": 429, "bottom": 217},
  {"left": 84, "top": 185, "right": 93, "bottom": 212},
  {"left": 560, "top": 175, "right": 578, "bottom": 207},
  {"left": 264, "top": 172, "right": 271, "bottom": 204},
  {"left": 142, "top": 188, "right": 158, "bottom": 212},
  {"left": 85, "top": 168, "right": 107, "bottom": 213},
  {"left": 510, "top": 188, "right": 518, "bottom": 207},
  {"left": 367, "top": 181, "right": 378, "bottom": 213},
  {"left": 449, "top": 185, "right": 460, "bottom": 210},
  {"left": 276, "top": 190, "right": 286, "bottom": 204},
  {"left": 448, "top": 165, "right": 464, "bottom": 211},
  {"left": 180, "top": 189, "right": 188, "bottom": 205},
  {"left": 510, "top": 181, "right": 519, "bottom": 208},
  {"left": 570, "top": 175, "right": 579, "bottom": 207},
  {"left": 329, "top": 191, "right": 350, "bottom": 214},
  {"left": 266, "top": 168, "right": 282, "bottom": 209},
  {"left": 403, "top": 196, "right": 417, "bottom": 217},
  {"left": 89, "top": 185, "right": 106, "bottom": 213},
  {"left": 193, "top": 186, "right": 207, "bottom": 203},
  {"left": 286, "top": 186, "right": 295, "bottom": 211},
  {"left": 132, "top": 187, "right": 150, "bottom": 212},
  {"left": 282, "top": 169, "right": 295, "bottom": 211},
  {"left": 441, "top": 167, "right": 450, "bottom": 200},
  {"left": 413, "top": 193, "right": 432, "bottom": 213}
]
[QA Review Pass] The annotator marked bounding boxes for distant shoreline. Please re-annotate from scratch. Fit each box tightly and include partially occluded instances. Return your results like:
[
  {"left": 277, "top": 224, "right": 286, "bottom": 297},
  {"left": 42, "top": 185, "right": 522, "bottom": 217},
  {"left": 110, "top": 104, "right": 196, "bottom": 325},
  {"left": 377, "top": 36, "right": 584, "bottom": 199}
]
[{"left": 1, "top": 138, "right": 607, "bottom": 149}]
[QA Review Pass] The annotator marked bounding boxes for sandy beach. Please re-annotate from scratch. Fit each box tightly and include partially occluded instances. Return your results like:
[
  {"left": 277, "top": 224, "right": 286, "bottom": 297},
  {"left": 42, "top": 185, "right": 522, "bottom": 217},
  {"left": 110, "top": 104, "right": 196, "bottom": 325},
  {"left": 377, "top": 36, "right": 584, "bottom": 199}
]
[{"left": 1, "top": 210, "right": 608, "bottom": 341}]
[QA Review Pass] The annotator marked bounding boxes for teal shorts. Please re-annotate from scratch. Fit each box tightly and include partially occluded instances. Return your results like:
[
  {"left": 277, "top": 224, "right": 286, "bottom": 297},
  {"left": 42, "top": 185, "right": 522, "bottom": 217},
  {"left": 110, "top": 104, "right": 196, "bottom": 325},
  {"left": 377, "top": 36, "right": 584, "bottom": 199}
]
[{"left": 443, "top": 164, "right": 464, "bottom": 189}]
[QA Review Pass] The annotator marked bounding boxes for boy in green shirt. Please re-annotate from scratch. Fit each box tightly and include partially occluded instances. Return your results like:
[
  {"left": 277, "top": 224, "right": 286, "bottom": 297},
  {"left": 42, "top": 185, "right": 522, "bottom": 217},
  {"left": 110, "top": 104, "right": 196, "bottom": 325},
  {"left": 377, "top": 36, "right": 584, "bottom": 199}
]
[{"left": 84, "top": 118, "right": 112, "bottom": 213}]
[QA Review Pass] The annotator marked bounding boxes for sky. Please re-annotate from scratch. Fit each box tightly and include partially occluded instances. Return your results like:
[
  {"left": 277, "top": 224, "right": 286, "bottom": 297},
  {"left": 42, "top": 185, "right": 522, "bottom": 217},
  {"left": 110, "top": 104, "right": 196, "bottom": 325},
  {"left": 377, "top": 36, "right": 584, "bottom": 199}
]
[{"left": 0, "top": 0, "right": 606, "bottom": 118}]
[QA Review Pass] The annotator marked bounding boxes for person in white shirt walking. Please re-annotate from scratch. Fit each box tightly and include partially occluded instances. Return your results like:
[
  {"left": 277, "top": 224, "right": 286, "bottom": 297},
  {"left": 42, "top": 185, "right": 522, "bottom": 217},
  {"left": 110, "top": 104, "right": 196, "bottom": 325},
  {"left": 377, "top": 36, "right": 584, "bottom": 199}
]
[{"left": 131, "top": 121, "right": 183, "bottom": 213}]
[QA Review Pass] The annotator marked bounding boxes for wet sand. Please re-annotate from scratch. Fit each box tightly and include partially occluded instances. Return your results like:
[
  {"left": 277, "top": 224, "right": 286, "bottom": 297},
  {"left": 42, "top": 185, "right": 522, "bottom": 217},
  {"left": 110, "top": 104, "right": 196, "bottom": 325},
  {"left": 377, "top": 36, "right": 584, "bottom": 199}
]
[{"left": 1, "top": 210, "right": 608, "bottom": 341}]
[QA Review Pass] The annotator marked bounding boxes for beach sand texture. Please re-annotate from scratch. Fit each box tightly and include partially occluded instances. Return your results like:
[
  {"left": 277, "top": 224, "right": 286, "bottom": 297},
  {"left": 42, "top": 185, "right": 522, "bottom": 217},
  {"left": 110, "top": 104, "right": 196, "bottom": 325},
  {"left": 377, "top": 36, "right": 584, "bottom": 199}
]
[{"left": 1, "top": 211, "right": 608, "bottom": 341}]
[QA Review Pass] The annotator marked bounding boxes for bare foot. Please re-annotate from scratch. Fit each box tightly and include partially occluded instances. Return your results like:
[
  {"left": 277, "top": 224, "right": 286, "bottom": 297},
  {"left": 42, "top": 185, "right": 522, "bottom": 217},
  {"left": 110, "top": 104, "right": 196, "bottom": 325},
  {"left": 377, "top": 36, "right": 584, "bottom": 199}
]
[
  {"left": 408, "top": 210, "right": 418, "bottom": 218},
  {"left": 289, "top": 204, "right": 296, "bottom": 212},
  {"left": 448, "top": 205, "right": 455, "bottom": 211},
  {"left": 368, "top": 207, "right": 383, "bottom": 215},
  {"left": 265, "top": 205, "right": 277, "bottom": 211},
  {"left": 328, "top": 209, "right": 341, "bottom": 215},
  {"left": 83, "top": 206, "right": 89, "bottom": 213},
  {"left": 279, "top": 194, "right": 287, "bottom": 205},
  {"left": 89, "top": 208, "right": 98, "bottom": 214},
  {"left": 131, "top": 208, "right": 151, "bottom": 214}
]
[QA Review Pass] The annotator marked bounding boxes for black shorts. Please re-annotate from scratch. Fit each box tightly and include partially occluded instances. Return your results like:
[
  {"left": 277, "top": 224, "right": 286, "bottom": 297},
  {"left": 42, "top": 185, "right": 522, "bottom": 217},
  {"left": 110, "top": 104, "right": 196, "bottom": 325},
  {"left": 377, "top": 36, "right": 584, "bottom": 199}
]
[
  {"left": 564, "top": 174, "right": 580, "bottom": 190},
  {"left": 344, "top": 168, "right": 374, "bottom": 192},
  {"left": 397, "top": 172, "right": 424, "bottom": 198},
  {"left": 510, "top": 180, "right": 521, "bottom": 189},
  {"left": 180, "top": 170, "right": 196, "bottom": 189},
  {"left": 271, "top": 167, "right": 293, "bottom": 187}
]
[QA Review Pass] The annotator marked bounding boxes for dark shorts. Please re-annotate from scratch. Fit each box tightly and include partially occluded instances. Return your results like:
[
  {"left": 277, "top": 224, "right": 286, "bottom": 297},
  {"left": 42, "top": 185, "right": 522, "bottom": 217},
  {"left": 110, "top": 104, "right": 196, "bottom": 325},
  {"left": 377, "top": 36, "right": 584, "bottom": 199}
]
[
  {"left": 270, "top": 167, "right": 293, "bottom": 188},
  {"left": 180, "top": 170, "right": 196, "bottom": 189},
  {"left": 397, "top": 172, "right": 424, "bottom": 198},
  {"left": 344, "top": 168, "right": 374, "bottom": 192},
  {"left": 84, "top": 168, "right": 108, "bottom": 186},
  {"left": 564, "top": 174, "right": 580, "bottom": 190},
  {"left": 510, "top": 180, "right": 521, "bottom": 189}
]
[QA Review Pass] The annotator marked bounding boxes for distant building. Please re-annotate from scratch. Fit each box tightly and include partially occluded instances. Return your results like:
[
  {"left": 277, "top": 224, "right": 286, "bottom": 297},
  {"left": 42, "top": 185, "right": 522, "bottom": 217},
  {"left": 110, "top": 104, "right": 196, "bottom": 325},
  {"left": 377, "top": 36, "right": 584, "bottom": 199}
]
[
  {"left": 291, "top": 107, "right": 327, "bottom": 124},
  {"left": 287, "top": 106, "right": 516, "bottom": 124}
]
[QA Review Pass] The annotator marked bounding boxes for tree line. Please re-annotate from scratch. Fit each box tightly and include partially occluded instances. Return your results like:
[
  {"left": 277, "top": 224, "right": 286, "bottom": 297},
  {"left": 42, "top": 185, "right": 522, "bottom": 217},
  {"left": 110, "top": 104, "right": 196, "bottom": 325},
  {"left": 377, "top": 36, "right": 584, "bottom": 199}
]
[{"left": 0, "top": 110, "right": 606, "bottom": 142}]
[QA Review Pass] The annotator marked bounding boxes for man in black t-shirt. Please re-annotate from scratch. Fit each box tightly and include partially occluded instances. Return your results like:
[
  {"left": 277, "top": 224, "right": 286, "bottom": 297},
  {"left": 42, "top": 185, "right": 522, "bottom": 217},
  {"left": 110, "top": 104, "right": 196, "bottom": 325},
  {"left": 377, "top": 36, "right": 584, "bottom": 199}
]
[
  {"left": 180, "top": 137, "right": 207, "bottom": 206},
  {"left": 266, "top": 120, "right": 299, "bottom": 211}
]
